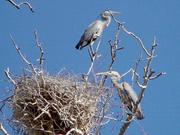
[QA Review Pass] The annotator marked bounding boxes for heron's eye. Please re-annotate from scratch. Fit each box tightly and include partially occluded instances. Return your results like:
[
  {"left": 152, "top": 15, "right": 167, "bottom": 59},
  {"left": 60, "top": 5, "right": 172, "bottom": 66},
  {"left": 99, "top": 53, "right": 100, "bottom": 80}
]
[{"left": 103, "top": 11, "right": 109, "bottom": 16}]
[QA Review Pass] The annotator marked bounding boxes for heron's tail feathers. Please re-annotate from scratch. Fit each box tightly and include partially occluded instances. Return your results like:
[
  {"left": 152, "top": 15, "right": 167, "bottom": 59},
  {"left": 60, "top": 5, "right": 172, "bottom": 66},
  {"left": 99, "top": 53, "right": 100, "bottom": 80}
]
[
  {"left": 75, "top": 41, "right": 89, "bottom": 50},
  {"left": 75, "top": 41, "right": 83, "bottom": 50}
]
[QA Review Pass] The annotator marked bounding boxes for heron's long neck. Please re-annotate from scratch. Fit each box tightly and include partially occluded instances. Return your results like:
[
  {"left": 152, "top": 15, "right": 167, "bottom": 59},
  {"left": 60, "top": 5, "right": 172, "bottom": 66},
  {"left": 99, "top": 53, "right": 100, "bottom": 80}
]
[
  {"left": 111, "top": 79, "right": 121, "bottom": 88},
  {"left": 111, "top": 80, "right": 124, "bottom": 98},
  {"left": 102, "top": 16, "right": 111, "bottom": 27}
]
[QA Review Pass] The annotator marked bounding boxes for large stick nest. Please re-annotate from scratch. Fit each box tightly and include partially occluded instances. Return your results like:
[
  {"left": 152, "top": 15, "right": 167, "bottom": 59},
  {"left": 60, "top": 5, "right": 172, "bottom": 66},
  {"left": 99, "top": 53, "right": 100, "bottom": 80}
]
[{"left": 10, "top": 72, "right": 107, "bottom": 135}]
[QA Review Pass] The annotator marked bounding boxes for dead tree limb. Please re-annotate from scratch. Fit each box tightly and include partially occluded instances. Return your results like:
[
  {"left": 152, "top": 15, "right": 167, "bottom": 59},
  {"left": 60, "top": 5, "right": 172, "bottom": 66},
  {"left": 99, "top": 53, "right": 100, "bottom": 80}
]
[
  {"left": 119, "top": 38, "right": 166, "bottom": 135},
  {"left": 34, "top": 30, "right": 45, "bottom": 70},
  {"left": 85, "top": 38, "right": 102, "bottom": 81},
  {"left": 99, "top": 22, "right": 124, "bottom": 87},
  {"left": 10, "top": 34, "right": 36, "bottom": 74},
  {"left": 4, "top": 68, "right": 16, "bottom": 85},
  {"left": 0, "top": 123, "right": 9, "bottom": 135},
  {"left": 6, "top": 0, "right": 34, "bottom": 12},
  {"left": 111, "top": 15, "right": 151, "bottom": 57}
]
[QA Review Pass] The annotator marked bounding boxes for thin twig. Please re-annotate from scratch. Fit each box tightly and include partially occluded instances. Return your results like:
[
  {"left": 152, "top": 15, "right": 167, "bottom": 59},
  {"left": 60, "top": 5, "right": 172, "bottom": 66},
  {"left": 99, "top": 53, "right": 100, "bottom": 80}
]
[
  {"left": 6, "top": 0, "right": 34, "bottom": 12},
  {"left": 95, "top": 92, "right": 112, "bottom": 135},
  {"left": 150, "top": 72, "right": 166, "bottom": 80},
  {"left": 100, "top": 23, "right": 124, "bottom": 86},
  {"left": 118, "top": 37, "right": 159, "bottom": 135},
  {"left": 4, "top": 68, "right": 16, "bottom": 85},
  {"left": 10, "top": 34, "right": 36, "bottom": 74},
  {"left": 86, "top": 38, "right": 102, "bottom": 81},
  {"left": 66, "top": 128, "right": 84, "bottom": 135},
  {"left": 34, "top": 30, "right": 44, "bottom": 70},
  {"left": 0, "top": 95, "right": 13, "bottom": 112},
  {"left": 34, "top": 30, "right": 45, "bottom": 88},
  {"left": 111, "top": 15, "right": 151, "bottom": 57},
  {"left": 108, "top": 22, "right": 122, "bottom": 71},
  {"left": 120, "top": 68, "right": 133, "bottom": 79},
  {"left": 0, "top": 123, "right": 9, "bottom": 135}
]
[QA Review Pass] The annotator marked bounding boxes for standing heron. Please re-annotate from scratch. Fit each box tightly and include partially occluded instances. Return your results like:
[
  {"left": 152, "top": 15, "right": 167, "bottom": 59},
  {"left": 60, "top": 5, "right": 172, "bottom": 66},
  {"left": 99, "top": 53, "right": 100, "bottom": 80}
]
[
  {"left": 75, "top": 10, "right": 119, "bottom": 50},
  {"left": 96, "top": 71, "right": 144, "bottom": 120}
]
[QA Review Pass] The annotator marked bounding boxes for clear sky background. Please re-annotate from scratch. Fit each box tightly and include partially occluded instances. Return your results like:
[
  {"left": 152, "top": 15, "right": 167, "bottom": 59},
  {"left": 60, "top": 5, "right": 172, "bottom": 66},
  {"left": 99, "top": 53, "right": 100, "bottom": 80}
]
[{"left": 0, "top": 0, "right": 180, "bottom": 135}]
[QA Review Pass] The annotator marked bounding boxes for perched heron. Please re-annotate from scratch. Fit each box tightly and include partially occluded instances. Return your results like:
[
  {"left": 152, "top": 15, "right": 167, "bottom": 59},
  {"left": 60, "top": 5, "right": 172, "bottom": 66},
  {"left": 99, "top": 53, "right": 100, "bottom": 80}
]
[
  {"left": 75, "top": 10, "right": 119, "bottom": 50},
  {"left": 96, "top": 71, "right": 144, "bottom": 120}
]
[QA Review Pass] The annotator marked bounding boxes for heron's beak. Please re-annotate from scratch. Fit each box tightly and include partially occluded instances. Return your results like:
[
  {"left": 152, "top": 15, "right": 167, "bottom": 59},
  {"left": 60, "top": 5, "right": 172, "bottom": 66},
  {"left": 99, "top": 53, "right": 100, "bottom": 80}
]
[
  {"left": 110, "top": 10, "right": 120, "bottom": 15},
  {"left": 96, "top": 71, "right": 110, "bottom": 76}
]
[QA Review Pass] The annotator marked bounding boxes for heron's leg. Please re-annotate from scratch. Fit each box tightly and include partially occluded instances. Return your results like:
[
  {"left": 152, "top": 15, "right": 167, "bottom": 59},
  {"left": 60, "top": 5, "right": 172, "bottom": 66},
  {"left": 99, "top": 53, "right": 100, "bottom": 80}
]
[
  {"left": 89, "top": 33, "right": 99, "bottom": 57},
  {"left": 92, "top": 33, "right": 100, "bottom": 55},
  {"left": 88, "top": 46, "right": 94, "bottom": 61},
  {"left": 89, "top": 45, "right": 95, "bottom": 56}
]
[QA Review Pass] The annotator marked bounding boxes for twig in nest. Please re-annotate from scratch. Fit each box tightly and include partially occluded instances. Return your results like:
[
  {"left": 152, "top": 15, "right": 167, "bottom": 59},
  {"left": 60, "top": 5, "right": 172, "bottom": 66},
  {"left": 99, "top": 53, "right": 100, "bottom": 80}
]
[
  {"left": 9, "top": 72, "right": 105, "bottom": 135},
  {"left": 66, "top": 128, "right": 84, "bottom": 135},
  {"left": 6, "top": 0, "right": 34, "bottom": 12}
]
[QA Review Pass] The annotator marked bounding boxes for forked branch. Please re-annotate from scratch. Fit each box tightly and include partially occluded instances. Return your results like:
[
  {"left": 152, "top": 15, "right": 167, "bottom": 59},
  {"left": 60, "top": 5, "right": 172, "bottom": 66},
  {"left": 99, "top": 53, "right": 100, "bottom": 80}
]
[
  {"left": 119, "top": 38, "right": 165, "bottom": 135},
  {"left": 6, "top": 0, "right": 34, "bottom": 12},
  {"left": 10, "top": 34, "right": 36, "bottom": 74},
  {"left": 34, "top": 30, "right": 45, "bottom": 70},
  {"left": 111, "top": 15, "right": 151, "bottom": 57},
  {"left": 0, "top": 123, "right": 9, "bottom": 135}
]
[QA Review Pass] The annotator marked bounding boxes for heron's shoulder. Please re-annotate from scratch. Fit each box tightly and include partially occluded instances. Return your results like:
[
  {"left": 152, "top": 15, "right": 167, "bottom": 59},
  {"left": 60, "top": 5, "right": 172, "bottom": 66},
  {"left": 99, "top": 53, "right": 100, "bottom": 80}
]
[
  {"left": 87, "top": 20, "right": 102, "bottom": 28},
  {"left": 122, "top": 82, "right": 138, "bottom": 101}
]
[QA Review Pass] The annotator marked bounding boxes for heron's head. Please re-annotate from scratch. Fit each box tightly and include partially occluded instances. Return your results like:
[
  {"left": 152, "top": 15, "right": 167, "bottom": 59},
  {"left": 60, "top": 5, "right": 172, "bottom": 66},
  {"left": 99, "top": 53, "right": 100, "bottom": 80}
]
[
  {"left": 101, "top": 10, "right": 119, "bottom": 19},
  {"left": 96, "top": 71, "right": 121, "bottom": 81}
]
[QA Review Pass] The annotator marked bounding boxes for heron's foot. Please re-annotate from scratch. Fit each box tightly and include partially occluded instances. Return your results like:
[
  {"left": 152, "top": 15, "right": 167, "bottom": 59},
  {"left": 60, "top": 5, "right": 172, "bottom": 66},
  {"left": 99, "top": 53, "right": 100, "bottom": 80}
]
[{"left": 92, "top": 52, "right": 97, "bottom": 57}]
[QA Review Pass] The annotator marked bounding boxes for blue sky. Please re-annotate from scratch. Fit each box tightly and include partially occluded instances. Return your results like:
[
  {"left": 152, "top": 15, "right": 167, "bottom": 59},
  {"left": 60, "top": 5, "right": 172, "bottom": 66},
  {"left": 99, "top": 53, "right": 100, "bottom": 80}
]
[{"left": 0, "top": 0, "right": 180, "bottom": 135}]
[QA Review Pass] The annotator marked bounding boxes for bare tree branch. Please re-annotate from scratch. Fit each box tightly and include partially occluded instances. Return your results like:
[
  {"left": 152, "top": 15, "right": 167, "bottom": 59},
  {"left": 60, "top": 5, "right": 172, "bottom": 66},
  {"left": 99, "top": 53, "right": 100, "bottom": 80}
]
[
  {"left": 85, "top": 38, "right": 102, "bottom": 81},
  {"left": 0, "top": 95, "right": 13, "bottom": 112},
  {"left": 111, "top": 15, "right": 151, "bottom": 57},
  {"left": 118, "top": 37, "right": 163, "bottom": 135},
  {"left": 6, "top": 0, "right": 34, "bottom": 12},
  {"left": 1, "top": 10, "right": 165, "bottom": 135},
  {"left": 99, "top": 24, "right": 124, "bottom": 87},
  {"left": 34, "top": 30, "right": 45, "bottom": 70},
  {"left": 10, "top": 34, "right": 36, "bottom": 74},
  {"left": 0, "top": 123, "right": 9, "bottom": 135},
  {"left": 95, "top": 92, "right": 112, "bottom": 135},
  {"left": 150, "top": 72, "right": 166, "bottom": 80},
  {"left": 4, "top": 68, "right": 16, "bottom": 85},
  {"left": 66, "top": 128, "right": 84, "bottom": 135}
]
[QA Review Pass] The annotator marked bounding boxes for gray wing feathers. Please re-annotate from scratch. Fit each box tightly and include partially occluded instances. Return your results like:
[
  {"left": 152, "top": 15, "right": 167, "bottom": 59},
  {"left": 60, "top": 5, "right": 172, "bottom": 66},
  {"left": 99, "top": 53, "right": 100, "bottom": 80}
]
[
  {"left": 75, "top": 20, "right": 105, "bottom": 50},
  {"left": 121, "top": 82, "right": 138, "bottom": 103},
  {"left": 119, "top": 82, "right": 144, "bottom": 120}
]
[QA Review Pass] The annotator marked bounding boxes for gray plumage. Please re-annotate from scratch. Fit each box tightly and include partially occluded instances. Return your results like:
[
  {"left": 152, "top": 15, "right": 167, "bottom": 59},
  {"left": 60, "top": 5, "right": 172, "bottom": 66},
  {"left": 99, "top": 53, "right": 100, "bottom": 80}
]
[
  {"left": 96, "top": 71, "right": 144, "bottom": 120},
  {"left": 75, "top": 10, "right": 119, "bottom": 50}
]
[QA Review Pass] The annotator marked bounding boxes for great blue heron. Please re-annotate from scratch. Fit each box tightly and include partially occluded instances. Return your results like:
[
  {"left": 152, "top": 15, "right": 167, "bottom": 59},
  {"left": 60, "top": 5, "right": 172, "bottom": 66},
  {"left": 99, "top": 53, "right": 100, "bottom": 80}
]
[
  {"left": 75, "top": 10, "right": 119, "bottom": 50},
  {"left": 96, "top": 71, "right": 144, "bottom": 120}
]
